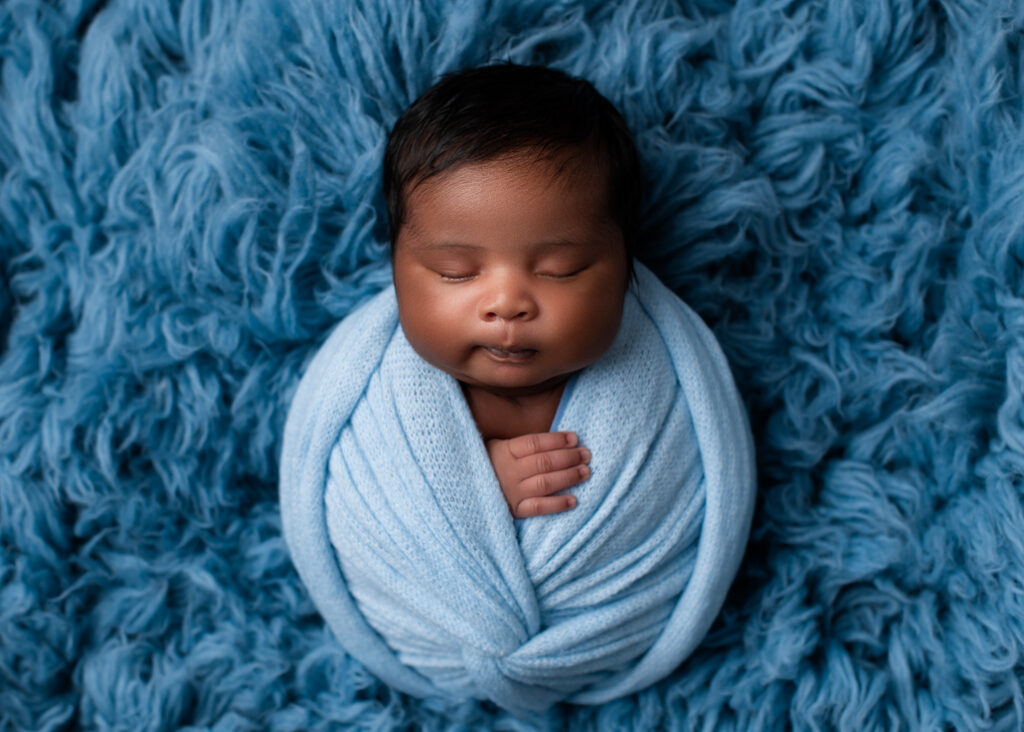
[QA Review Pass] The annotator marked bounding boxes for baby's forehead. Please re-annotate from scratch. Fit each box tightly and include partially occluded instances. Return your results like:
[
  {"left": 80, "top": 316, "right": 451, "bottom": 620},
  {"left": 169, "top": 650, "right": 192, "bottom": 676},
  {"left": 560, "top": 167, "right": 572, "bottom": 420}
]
[{"left": 404, "top": 168, "right": 617, "bottom": 242}]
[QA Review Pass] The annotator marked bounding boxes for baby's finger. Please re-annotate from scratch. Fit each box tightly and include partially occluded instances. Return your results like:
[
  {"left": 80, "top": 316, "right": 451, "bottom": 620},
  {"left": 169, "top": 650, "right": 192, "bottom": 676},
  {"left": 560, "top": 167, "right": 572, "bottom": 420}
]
[
  {"left": 507, "top": 431, "right": 578, "bottom": 459},
  {"left": 524, "top": 446, "right": 591, "bottom": 478},
  {"left": 514, "top": 493, "right": 578, "bottom": 519},
  {"left": 520, "top": 463, "right": 591, "bottom": 498}
]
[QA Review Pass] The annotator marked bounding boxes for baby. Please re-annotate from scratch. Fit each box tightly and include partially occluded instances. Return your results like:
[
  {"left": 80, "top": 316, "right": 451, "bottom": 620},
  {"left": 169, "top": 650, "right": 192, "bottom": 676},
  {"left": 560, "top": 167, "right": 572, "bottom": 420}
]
[
  {"left": 382, "top": 64, "right": 641, "bottom": 519},
  {"left": 282, "top": 65, "right": 756, "bottom": 710}
]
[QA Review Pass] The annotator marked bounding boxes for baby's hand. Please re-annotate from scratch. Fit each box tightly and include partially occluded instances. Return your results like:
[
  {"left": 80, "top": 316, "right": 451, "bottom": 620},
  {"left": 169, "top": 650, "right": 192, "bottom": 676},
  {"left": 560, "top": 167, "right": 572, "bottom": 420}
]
[{"left": 485, "top": 431, "right": 591, "bottom": 519}]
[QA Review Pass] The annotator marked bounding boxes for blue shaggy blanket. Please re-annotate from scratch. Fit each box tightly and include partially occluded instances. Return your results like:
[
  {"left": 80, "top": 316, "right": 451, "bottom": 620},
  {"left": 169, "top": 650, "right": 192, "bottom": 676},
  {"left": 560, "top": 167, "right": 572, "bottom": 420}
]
[{"left": 2, "top": 0, "right": 1023, "bottom": 729}]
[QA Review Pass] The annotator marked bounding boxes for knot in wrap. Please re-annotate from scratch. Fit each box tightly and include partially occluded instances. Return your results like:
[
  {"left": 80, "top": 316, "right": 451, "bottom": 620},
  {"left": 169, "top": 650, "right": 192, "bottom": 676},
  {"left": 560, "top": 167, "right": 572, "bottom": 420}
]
[{"left": 280, "top": 263, "right": 756, "bottom": 714}]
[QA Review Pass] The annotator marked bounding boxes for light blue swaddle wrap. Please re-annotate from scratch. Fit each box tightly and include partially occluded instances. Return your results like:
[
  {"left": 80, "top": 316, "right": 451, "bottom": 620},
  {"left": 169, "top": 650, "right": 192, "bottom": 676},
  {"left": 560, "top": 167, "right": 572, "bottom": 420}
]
[{"left": 280, "top": 262, "right": 756, "bottom": 714}]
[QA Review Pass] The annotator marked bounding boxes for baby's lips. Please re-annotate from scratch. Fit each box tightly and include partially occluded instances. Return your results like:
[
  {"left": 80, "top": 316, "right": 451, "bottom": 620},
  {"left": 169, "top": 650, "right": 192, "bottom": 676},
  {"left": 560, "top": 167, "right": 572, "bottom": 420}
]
[
  {"left": 484, "top": 345, "right": 538, "bottom": 362},
  {"left": 489, "top": 337, "right": 537, "bottom": 351}
]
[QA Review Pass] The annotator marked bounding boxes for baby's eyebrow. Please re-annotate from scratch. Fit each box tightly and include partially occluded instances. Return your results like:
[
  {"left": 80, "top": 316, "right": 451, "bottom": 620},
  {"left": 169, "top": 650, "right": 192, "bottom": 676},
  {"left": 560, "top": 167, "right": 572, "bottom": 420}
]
[
  {"left": 534, "top": 238, "right": 589, "bottom": 249},
  {"left": 418, "top": 239, "right": 588, "bottom": 251},
  {"left": 418, "top": 241, "right": 484, "bottom": 251}
]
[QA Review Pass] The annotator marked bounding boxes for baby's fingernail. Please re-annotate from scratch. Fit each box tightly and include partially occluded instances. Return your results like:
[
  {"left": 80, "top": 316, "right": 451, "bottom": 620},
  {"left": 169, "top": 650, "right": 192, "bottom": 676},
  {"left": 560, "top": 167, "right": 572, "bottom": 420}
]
[
  {"left": 565, "top": 432, "right": 578, "bottom": 446},
  {"left": 567, "top": 496, "right": 577, "bottom": 509},
  {"left": 579, "top": 465, "right": 590, "bottom": 480},
  {"left": 580, "top": 448, "right": 591, "bottom": 462}
]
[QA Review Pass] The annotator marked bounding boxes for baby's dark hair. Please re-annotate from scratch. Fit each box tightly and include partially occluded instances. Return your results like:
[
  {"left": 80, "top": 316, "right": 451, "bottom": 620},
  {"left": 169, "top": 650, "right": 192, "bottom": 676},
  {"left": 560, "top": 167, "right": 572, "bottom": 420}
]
[{"left": 383, "top": 63, "right": 641, "bottom": 267}]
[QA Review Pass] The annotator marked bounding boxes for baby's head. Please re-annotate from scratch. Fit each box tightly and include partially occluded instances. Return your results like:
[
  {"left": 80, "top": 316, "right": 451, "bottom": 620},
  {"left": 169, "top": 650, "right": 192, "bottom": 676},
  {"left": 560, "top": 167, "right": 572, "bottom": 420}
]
[{"left": 383, "top": 64, "right": 641, "bottom": 396}]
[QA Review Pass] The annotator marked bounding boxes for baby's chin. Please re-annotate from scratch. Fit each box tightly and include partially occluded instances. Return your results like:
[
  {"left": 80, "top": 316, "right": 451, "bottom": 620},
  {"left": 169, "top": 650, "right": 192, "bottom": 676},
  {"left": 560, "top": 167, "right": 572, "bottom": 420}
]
[{"left": 406, "top": 340, "right": 588, "bottom": 399}]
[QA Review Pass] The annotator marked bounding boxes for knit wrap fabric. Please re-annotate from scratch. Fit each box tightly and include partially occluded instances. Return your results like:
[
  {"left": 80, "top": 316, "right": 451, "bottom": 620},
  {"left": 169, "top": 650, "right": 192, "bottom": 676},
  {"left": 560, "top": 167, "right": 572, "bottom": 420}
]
[{"left": 279, "top": 262, "right": 756, "bottom": 714}]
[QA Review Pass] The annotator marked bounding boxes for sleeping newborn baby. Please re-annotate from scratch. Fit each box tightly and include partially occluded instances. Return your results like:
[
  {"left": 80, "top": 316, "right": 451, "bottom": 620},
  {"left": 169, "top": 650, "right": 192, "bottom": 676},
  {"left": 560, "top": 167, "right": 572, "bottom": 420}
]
[{"left": 280, "top": 64, "right": 756, "bottom": 714}]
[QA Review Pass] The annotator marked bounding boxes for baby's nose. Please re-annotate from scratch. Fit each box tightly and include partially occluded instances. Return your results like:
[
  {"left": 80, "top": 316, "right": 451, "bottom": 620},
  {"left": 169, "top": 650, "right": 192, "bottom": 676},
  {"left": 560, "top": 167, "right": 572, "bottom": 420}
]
[{"left": 480, "top": 279, "right": 537, "bottom": 321}]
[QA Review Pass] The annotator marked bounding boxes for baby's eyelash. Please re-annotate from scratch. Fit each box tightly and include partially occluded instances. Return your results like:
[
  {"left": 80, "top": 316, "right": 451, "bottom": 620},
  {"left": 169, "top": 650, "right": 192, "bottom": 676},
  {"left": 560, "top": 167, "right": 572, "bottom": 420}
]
[
  {"left": 434, "top": 266, "right": 586, "bottom": 281},
  {"left": 438, "top": 272, "right": 475, "bottom": 282},
  {"left": 540, "top": 267, "right": 586, "bottom": 279}
]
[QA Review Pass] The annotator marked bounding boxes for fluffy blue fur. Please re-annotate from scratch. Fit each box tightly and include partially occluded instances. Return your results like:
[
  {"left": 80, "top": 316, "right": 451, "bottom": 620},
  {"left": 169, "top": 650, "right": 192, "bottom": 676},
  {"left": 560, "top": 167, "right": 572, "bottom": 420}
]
[{"left": 1, "top": 0, "right": 1022, "bottom": 728}]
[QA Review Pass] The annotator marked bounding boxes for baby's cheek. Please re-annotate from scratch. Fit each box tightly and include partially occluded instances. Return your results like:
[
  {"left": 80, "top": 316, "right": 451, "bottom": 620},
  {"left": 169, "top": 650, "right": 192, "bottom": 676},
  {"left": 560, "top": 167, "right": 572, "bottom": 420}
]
[{"left": 563, "top": 295, "right": 623, "bottom": 361}]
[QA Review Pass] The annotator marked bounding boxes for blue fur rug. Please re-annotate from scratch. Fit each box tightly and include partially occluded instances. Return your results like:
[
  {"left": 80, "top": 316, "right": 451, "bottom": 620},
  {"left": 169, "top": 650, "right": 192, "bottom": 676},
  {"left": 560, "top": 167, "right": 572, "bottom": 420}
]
[{"left": 3, "top": 0, "right": 1023, "bottom": 728}]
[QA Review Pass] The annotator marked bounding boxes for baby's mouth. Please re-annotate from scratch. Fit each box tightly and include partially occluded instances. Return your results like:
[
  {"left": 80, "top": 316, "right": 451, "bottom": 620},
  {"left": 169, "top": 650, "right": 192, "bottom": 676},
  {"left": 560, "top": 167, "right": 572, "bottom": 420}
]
[{"left": 484, "top": 346, "right": 537, "bottom": 362}]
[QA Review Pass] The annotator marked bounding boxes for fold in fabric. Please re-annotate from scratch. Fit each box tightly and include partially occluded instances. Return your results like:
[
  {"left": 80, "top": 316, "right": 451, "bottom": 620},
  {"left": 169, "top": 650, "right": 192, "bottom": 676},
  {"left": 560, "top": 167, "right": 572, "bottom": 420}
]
[{"left": 280, "top": 262, "right": 756, "bottom": 714}]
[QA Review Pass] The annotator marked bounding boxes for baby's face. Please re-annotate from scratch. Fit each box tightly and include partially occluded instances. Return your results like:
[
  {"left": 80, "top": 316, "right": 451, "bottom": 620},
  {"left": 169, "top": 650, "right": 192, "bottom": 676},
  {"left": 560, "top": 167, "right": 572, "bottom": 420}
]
[{"left": 393, "top": 153, "right": 628, "bottom": 397}]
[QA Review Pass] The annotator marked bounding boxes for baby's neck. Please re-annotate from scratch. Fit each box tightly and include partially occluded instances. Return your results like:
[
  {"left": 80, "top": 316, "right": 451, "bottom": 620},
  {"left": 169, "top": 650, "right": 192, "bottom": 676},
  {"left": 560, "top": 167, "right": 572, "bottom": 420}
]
[{"left": 461, "top": 380, "right": 567, "bottom": 441}]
